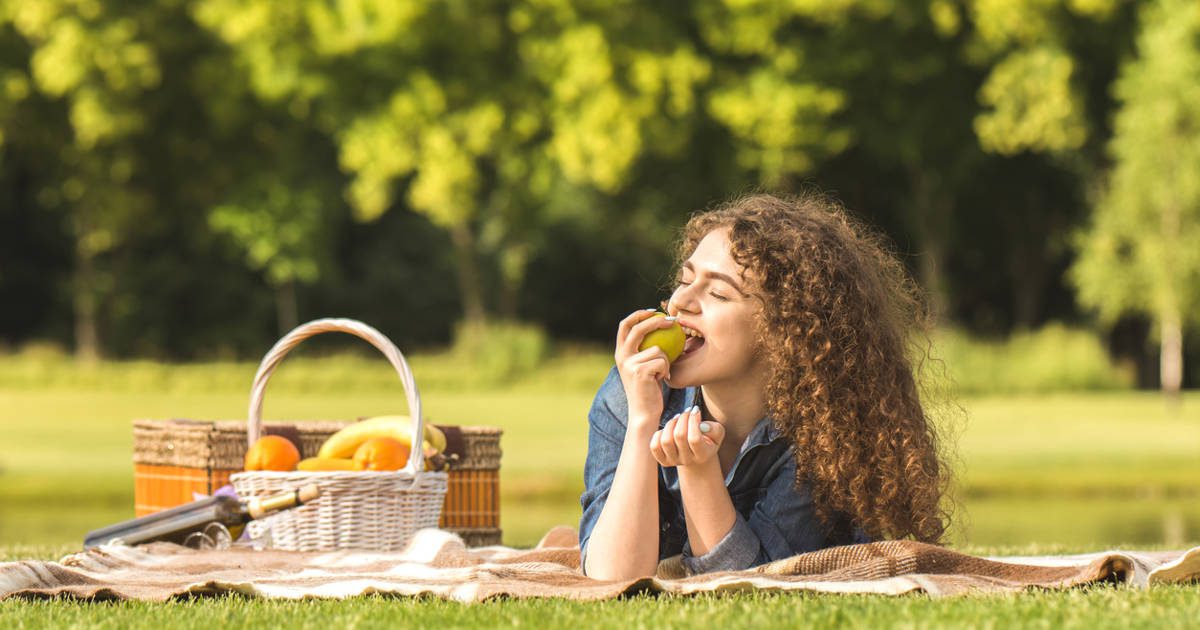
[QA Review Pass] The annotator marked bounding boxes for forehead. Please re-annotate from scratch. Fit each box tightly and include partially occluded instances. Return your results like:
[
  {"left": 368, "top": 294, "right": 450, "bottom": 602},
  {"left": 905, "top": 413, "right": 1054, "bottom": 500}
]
[{"left": 687, "top": 228, "right": 743, "bottom": 276}]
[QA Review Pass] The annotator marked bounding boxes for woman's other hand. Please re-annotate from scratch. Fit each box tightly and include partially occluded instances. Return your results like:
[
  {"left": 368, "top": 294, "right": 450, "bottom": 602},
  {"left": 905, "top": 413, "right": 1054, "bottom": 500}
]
[
  {"left": 649, "top": 405, "right": 725, "bottom": 468},
  {"left": 615, "top": 309, "right": 676, "bottom": 429}
]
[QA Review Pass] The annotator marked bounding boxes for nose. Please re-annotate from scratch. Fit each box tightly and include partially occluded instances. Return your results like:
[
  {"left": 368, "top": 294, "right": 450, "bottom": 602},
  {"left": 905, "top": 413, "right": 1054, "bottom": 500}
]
[{"left": 667, "top": 281, "right": 700, "bottom": 316}]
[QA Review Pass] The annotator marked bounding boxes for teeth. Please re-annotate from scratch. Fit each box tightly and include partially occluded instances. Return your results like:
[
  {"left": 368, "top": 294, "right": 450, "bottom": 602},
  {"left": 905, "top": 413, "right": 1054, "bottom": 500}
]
[{"left": 682, "top": 326, "right": 704, "bottom": 339}]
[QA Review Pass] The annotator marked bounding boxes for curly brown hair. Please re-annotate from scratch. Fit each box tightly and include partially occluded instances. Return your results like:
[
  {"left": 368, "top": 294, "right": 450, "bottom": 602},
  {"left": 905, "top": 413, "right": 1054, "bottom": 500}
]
[{"left": 675, "top": 191, "right": 953, "bottom": 544}]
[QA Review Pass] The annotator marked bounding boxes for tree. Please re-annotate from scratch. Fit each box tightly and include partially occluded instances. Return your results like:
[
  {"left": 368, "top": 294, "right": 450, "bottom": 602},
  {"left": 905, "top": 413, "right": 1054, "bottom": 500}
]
[
  {"left": 1, "top": 0, "right": 161, "bottom": 360},
  {"left": 1071, "top": 0, "right": 1200, "bottom": 396},
  {"left": 191, "top": 0, "right": 714, "bottom": 324}
]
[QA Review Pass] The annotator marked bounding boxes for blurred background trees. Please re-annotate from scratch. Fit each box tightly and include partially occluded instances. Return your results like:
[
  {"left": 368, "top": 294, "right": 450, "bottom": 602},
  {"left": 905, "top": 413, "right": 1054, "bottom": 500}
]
[{"left": 0, "top": 0, "right": 1197, "bottom": 390}]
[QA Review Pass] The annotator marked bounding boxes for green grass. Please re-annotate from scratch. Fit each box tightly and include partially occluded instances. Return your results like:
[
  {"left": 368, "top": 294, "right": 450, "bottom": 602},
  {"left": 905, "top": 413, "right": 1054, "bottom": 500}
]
[{"left": 2, "top": 586, "right": 1199, "bottom": 629}]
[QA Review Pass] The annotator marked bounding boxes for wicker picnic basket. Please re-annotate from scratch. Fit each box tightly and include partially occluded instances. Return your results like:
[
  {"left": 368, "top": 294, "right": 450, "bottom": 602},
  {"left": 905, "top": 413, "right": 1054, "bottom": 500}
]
[
  {"left": 132, "top": 318, "right": 503, "bottom": 550},
  {"left": 133, "top": 421, "right": 502, "bottom": 547},
  {"left": 231, "top": 318, "right": 447, "bottom": 551}
]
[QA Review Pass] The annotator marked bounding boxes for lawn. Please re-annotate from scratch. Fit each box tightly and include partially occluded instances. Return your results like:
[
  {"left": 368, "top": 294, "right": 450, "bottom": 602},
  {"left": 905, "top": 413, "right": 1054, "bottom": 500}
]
[
  {"left": 1, "top": 353, "right": 1199, "bottom": 625},
  {"left": 4, "top": 586, "right": 1200, "bottom": 629}
]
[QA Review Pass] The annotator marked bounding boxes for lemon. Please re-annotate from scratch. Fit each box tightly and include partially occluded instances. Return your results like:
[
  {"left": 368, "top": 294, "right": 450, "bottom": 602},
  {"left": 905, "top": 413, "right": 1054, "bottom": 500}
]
[{"left": 638, "top": 312, "right": 686, "bottom": 362}]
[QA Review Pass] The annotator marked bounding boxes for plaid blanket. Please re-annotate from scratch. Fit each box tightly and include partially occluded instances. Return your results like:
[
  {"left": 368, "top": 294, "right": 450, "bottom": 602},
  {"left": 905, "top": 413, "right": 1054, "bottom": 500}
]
[{"left": 2, "top": 527, "right": 1197, "bottom": 601}]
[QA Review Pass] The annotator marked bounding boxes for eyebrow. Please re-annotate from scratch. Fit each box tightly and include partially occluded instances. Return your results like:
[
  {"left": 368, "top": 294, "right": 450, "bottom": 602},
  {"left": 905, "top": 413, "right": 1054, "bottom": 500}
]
[{"left": 682, "top": 261, "right": 749, "bottom": 296}]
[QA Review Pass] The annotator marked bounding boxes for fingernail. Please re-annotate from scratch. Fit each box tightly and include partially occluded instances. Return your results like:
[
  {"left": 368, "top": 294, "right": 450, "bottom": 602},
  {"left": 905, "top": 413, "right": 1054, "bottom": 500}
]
[
  {"left": 690, "top": 405, "right": 699, "bottom": 415},
  {"left": 664, "top": 316, "right": 677, "bottom": 322},
  {"left": 699, "top": 421, "right": 711, "bottom": 434},
  {"left": 644, "top": 308, "right": 658, "bottom": 312}
]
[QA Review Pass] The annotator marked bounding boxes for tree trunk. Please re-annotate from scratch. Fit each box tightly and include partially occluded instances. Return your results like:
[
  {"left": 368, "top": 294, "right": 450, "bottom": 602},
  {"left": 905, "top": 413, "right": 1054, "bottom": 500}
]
[
  {"left": 907, "top": 166, "right": 952, "bottom": 324},
  {"left": 450, "top": 222, "right": 487, "bottom": 325},
  {"left": 497, "top": 243, "right": 529, "bottom": 321},
  {"left": 1159, "top": 200, "right": 1182, "bottom": 403},
  {"left": 275, "top": 279, "right": 298, "bottom": 335},
  {"left": 1160, "top": 312, "right": 1183, "bottom": 399},
  {"left": 72, "top": 240, "right": 100, "bottom": 363},
  {"left": 917, "top": 238, "right": 947, "bottom": 323}
]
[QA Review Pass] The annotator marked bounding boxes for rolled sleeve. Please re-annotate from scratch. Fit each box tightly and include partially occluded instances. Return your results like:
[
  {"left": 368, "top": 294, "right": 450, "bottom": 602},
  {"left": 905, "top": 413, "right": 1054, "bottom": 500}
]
[{"left": 680, "top": 514, "right": 759, "bottom": 574}]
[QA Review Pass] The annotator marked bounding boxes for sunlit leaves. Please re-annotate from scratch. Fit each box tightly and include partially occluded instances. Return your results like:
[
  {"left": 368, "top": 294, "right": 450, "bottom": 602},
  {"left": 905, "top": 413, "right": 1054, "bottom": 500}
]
[
  {"left": 209, "top": 179, "right": 326, "bottom": 285},
  {"left": 305, "top": 0, "right": 426, "bottom": 56},
  {"left": 1071, "top": 0, "right": 1200, "bottom": 329},
  {"left": 709, "top": 69, "right": 849, "bottom": 185},
  {"left": 7, "top": 1, "right": 158, "bottom": 148},
  {"left": 191, "top": 0, "right": 328, "bottom": 106},
  {"left": 338, "top": 74, "right": 502, "bottom": 225},
  {"left": 975, "top": 46, "right": 1087, "bottom": 155},
  {"left": 970, "top": 0, "right": 1060, "bottom": 50}
]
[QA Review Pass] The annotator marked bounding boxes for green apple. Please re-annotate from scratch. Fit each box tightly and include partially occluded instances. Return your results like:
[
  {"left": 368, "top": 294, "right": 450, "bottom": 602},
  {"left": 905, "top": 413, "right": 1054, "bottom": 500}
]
[{"left": 638, "top": 312, "right": 686, "bottom": 362}]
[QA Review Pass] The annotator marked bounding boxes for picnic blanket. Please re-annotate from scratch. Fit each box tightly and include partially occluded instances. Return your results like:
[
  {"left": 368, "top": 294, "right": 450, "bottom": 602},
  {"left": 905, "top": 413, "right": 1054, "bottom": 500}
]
[{"left": 2, "top": 527, "right": 1198, "bottom": 601}]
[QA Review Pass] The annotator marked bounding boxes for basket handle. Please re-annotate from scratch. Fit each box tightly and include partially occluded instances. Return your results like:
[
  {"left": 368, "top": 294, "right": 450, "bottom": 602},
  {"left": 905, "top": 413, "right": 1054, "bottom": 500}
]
[{"left": 246, "top": 317, "right": 425, "bottom": 477}]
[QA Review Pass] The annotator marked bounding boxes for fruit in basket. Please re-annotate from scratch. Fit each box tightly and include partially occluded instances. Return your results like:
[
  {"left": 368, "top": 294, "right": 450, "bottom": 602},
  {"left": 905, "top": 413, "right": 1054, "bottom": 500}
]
[
  {"left": 422, "top": 440, "right": 447, "bottom": 471},
  {"left": 244, "top": 435, "right": 302, "bottom": 471},
  {"left": 318, "top": 416, "right": 413, "bottom": 459},
  {"left": 317, "top": 415, "right": 445, "bottom": 459},
  {"left": 296, "top": 457, "right": 356, "bottom": 472},
  {"left": 637, "top": 312, "right": 686, "bottom": 362},
  {"left": 352, "top": 437, "right": 410, "bottom": 471},
  {"left": 424, "top": 423, "right": 447, "bottom": 453}
]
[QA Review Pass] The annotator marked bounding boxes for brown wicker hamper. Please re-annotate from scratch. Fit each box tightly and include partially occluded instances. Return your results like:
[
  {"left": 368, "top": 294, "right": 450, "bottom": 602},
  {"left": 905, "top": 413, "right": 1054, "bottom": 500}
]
[{"left": 132, "top": 419, "right": 502, "bottom": 547}]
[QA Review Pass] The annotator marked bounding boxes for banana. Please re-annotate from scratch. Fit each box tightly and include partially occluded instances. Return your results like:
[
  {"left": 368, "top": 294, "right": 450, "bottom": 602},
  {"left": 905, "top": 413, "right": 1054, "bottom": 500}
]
[
  {"left": 316, "top": 415, "right": 447, "bottom": 460},
  {"left": 424, "top": 424, "right": 447, "bottom": 454},
  {"left": 317, "top": 416, "right": 414, "bottom": 459},
  {"left": 297, "top": 457, "right": 356, "bottom": 471}
]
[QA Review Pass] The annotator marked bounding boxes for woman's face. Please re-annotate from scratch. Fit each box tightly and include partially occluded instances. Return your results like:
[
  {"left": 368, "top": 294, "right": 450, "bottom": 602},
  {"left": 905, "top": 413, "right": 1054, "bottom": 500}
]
[{"left": 666, "top": 227, "right": 765, "bottom": 389}]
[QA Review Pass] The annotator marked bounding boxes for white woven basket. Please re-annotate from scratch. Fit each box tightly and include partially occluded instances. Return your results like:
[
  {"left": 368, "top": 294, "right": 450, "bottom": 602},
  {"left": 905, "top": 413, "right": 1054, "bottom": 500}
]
[{"left": 230, "top": 318, "right": 448, "bottom": 552}]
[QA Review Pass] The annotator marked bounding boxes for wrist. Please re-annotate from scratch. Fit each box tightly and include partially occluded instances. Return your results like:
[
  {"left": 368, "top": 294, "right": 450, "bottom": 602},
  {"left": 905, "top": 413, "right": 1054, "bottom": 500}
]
[
  {"left": 676, "top": 457, "right": 721, "bottom": 482},
  {"left": 627, "top": 412, "right": 661, "bottom": 433},
  {"left": 624, "top": 419, "right": 659, "bottom": 444}
]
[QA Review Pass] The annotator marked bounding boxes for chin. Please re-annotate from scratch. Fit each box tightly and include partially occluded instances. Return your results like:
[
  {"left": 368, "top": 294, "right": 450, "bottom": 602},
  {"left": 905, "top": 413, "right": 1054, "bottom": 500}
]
[{"left": 666, "top": 363, "right": 708, "bottom": 389}]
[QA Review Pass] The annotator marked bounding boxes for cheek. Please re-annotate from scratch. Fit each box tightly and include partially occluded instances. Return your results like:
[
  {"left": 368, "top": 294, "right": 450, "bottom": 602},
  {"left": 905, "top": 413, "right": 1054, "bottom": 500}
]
[{"left": 711, "top": 314, "right": 757, "bottom": 353}]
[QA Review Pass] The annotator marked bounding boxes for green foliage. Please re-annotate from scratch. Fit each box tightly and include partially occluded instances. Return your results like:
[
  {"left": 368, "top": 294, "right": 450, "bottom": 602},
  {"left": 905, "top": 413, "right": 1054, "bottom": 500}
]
[
  {"left": 708, "top": 68, "right": 850, "bottom": 184},
  {"left": 930, "top": 323, "right": 1134, "bottom": 395},
  {"left": 1071, "top": 0, "right": 1200, "bottom": 332},
  {"left": 208, "top": 177, "right": 327, "bottom": 286},
  {"left": 0, "top": 324, "right": 1135, "bottom": 396},
  {"left": 974, "top": 45, "right": 1088, "bottom": 155},
  {"left": 0, "top": 0, "right": 1187, "bottom": 376},
  {"left": 451, "top": 319, "right": 551, "bottom": 386},
  {"left": 0, "top": 337, "right": 576, "bottom": 394}
]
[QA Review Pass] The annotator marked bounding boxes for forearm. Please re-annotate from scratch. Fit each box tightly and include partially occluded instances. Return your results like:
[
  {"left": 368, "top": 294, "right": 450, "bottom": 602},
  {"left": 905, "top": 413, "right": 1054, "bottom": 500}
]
[
  {"left": 583, "top": 420, "right": 661, "bottom": 579},
  {"left": 677, "top": 461, "right": 736, "bottom": 556}
]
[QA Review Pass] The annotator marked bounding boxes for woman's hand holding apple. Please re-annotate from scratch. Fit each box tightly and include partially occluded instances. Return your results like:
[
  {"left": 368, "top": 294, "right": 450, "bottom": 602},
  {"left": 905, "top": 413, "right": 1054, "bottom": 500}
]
[{"left": 615, "top": 309, "right": 678, "bottom": 430}]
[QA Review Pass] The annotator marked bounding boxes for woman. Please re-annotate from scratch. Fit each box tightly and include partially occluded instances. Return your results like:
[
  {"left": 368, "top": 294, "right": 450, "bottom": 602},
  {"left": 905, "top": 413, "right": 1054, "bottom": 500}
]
[{"left": 579, "top": 192, "right": 952, "bottom": 580}]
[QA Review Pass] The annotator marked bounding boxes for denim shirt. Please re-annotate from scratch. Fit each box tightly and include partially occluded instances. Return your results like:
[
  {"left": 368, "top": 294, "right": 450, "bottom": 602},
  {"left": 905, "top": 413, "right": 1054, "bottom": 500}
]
[{"left": 579, "top": 366, "right": 867, "bottom": 576}]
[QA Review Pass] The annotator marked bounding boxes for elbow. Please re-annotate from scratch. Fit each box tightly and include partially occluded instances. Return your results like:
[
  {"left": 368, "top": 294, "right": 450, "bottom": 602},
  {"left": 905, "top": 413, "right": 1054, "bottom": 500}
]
[{"left": 583, "top": 556, "right": 658, "bottom": 581}]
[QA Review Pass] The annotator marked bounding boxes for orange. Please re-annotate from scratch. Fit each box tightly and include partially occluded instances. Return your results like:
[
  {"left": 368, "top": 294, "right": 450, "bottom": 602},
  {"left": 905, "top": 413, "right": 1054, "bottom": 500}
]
[
  {"left": 352, "top": 436, "right": 410, "bottom": 471},
  {"left": 244, "top": 435, "right": 301, "bottom": 471}
]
